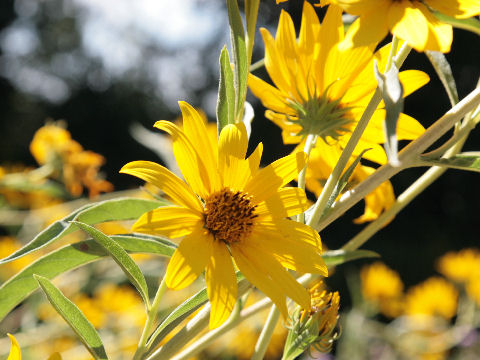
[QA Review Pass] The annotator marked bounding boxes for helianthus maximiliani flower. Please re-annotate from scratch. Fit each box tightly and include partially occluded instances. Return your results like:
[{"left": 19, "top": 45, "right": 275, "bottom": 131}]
[
  {"left": 249, "top": 2, "right": 428, "bottom": 222},
  {"left": 121, "top": 102, "right": 328, "bottom": 328},
  {"left": 332, "top": 0, "right": 480, "bottom": 52}
]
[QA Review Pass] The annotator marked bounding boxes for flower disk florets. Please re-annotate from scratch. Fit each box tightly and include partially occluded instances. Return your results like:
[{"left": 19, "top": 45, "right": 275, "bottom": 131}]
[
  {"left": 287, "top": 92, "right": 353, "bottom": 143},
  {"left": 204, "top": 187, "right": 257, "bottom": 244}
]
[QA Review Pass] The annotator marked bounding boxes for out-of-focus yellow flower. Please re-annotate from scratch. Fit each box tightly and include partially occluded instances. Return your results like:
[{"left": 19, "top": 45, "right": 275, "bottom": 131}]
[
  {"left": 121, "top": 101, "right": 327, "bottom": 328},
  {"left": 332, "top": 0, "right": 480, "bottom": 52},
  {"left": 405, "top": 277, "right": 458, "bottom": 320},
  {"left": 30, "top": 122, "right": 113, "bottom": 198},
  {"left": 360, "top": 262, "right": 404, "bottom": 317},
  {"left": 437, "top": 248, "right": 480, "bottom": 283},
  {"left": 73, "top": 293, "right": 107, "bottom": 328},
  {"left": 249, "top": 2, "right": 427, "bottom": 222},
  {"left": 0, "top": 237, "right": 35, "bottom": 280},
  {"left": 466, "top": 278, "right": 480, "bottom": 307},
  {"left": 7, "top": 334, "right": 21, "bottom": 360}
]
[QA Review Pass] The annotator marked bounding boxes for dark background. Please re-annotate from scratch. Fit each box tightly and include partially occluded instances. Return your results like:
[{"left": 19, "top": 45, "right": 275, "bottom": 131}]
[{"left": 0, "top": 0, "right": 479, "bottom": 305}]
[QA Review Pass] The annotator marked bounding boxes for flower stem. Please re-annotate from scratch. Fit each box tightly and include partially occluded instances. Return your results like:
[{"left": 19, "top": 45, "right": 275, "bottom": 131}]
[
  {"left": 251, "top": 305, "right": 281, "bottom": 360},
  {"left": 306, "top": 39, "right": 407, "bottom": 229},
  {"left": 134, "top": 276, "right": 168, "bottom": 360},
  {"left": 298, "top": 134, "right": 317, "bottom": 223}
]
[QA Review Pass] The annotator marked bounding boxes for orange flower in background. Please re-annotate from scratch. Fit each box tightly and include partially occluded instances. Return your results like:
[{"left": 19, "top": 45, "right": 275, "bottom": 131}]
[
  {"left": 332, "top": 0, "right": 480, "bottom": 52},
  {"left": 30, "top": 122, "right": 113, "bottom": 198},
  {"left": 121, "top": 101, "right": 327, "bottom": 328}
]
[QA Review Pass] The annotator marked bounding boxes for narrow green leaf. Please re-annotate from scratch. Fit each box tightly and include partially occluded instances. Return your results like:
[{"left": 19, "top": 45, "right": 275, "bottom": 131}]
[
  {"left": 0, "top": 197, "right": 166, "bottom": 264},
  {"left": 426, "top": 51, "right": 458, "bottom": 106},
  {"left": 34, "top": 275, "right": 108, "bottom": 360},
  {"left": 434, "top": 11, "right": 480, "bottom": 37},
  {"left": 217, "top": 46, "right": 236, "bottom": 134},
  {"left": 323, "top": 249, "right": 380, "bottom": 267},
  {"left": 71, "top": 222, "right": 150, "bottom": 307},
  {"left": 0, "top": 234, "right": 175, "bottom": 322},
  {"left": 374, "top": 61, "right": 404, "bottom": 166},
  {"left": 419, "top": 152, "right": 480, "bottom": 173},
  {"left": 226, "top": 0, "right": 248, "bottom": 122},
  {"left": 146, "top": 274, "right": 246, "bottom": 353}
]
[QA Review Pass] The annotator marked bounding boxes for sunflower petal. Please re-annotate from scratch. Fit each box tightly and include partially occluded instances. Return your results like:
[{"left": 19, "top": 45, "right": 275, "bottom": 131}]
[
  {"left": 256, "top": 187, "right": 310, "bottom": 219},
  {"left": 165, "top": 225, "right": 212, "bottom": 290},
  {"left": 389, "top": 1, "right": 429, "bottom": 51},
  {"left": 206, "top": 241, "right": 237, "bottom": 329},
  {"left": 245, "top": 152, "right": 307, "bottom": 204},
  {"left": 132, "top": 206, "right": 202, "bottom": 238},
  {"left": 7, "top": 334, "right": 21, "bottom": 360},
  {"left": 120, "top": 161, "right": 203, "bottom": 212},
  {"left": 251, "top": 223, "right": 328, "bottom": 275}
]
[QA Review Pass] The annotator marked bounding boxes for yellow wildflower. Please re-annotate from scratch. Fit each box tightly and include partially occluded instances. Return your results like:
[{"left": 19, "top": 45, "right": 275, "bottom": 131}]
[
  {"left": 405, "top": 277, "right": 458, "bottom": 320},
  {"left": 466, "top": 277, "right": 480, "bottom": 307},
  {"left": 332, "top": 0, "right": 480, "bottom": 52},
  {"left": 360, "top": 262, "right": 404, "bottom": 317},
  {"left": 7, "top": 334, "right": 21, "bottom": 360},
  {"left": 121, "top": 101, "right": 327, "bottom": 328},
  {"left": 249, "top": 2, "right": 427, "bottom": 222},
  {"left": 30, "top": 122, "right": 113, "bottom": 198},
  {"left": 437, "top": 248, "right": 480, "bottom": 283},
  {"left": 0, "top": 237, "right": 35, "bottom": 280}
]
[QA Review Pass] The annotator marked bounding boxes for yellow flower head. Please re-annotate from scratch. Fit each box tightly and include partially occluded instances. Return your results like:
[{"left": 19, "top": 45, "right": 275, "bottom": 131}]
[
  {"left": 121, "top": 102, "right": 328, "bottom": 328},
  {"left": 249, "top": 2, "right": 427, "bottom": 222},
  {"left": 361, "top": 262, "right": 404, "bottom": 317},
  {"left": 405, "top": 277, "right": 458, "bottom": 320},
  {"left": 437, "top": 248, "right": 480, "bottom": 283},
  {"left": 332, "top": 0, "right": 480, "bottom": 52}
]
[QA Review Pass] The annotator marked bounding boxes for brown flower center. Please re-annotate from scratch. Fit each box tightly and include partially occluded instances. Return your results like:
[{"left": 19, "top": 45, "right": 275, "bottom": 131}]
[{"left": 204, "top": 188, "right": 257, "bottom": 244}]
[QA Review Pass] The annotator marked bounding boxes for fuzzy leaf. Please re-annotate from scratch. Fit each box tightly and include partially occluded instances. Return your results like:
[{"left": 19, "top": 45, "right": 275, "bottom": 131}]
[
  {"left": 0, "top": 197, "right": 166, "bottom": 264},
  {"left": 217, "top": 46, "right": 236, "bottom": 134},
  {"left": 420, "top": 152, "right": 480, "bottom": 173},
  {"left": 323, "top": 249, "right": 380, "bottom": 267},
  {"left": 0, "top": 234, "right": 175, "bottom": 322},
  {"left": 71, "top": 222, "right": 150, "bottom": 307},
  {"left": 434, "top": 11, "right": 480, "bottom": 37},
  {"left": 34, "top": 275, "right": 108, "bottom": 360},
  {"left": 426, "top": 51, "right": 458, "bottom": 106},
  {"left": 374, "top": 61, "right": 404, "bottom": 166}
]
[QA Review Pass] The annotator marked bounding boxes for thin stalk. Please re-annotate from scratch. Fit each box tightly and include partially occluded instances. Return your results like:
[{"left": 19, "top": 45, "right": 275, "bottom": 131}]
[
  {"left": 297, "top": 134, "right": 317, "bottom": 223},
  {"left": 307, "top": 39, "right": 408, "bottom": 228},
  {"left": 317, "top": 85, "right": 480, "bottom": 232},
  {"left": 251, "top": 305, "right": 281, "bottom": 360},
  {"left": 245, "top": 0, "right": 260, "bottom": 65},
  {"left": 250, "top": 58, "right": 265, "bottom": 72},
  {"left": 134, "top": 276, "right": 168, "bottom": 360},
  {"left": 171, "top": 297, "right": 273, "bottom": 360}
]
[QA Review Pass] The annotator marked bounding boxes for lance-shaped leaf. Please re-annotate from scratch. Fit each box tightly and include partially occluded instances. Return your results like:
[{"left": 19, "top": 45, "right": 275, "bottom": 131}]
[
  {"left": 34, "top": 275, "right": 108, "bottom": 360},
  {"left": 0, "top": 197, "right": 166, "bottom": 264},
  {"left": 217, "top": 46, "right": 236, "bottom": 134},
  {"left": 226, "top": 0, "right": 248, "bottom": 122},
  {"left": 0, "top": 234, "right": 175, "bottom": 322},
  {"left": 426, "top": 51, "right": 458, "bottom": 106},
  {"left": 71, "top": 222, "right": 150, "bottom": 307},
  {"left": 419, "top": 152, "right": 480, "bottom": 173},
  {"left": 322, "top": 249, "right": 380, "bottom": 267},
  {"left": 374, "top": 61, "right": 404, "bottom": 166}
]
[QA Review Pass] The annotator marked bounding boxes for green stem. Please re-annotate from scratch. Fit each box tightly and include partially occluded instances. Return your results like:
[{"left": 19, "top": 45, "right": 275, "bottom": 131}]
[
  {"left": 297, "top": 134, "right": 317, "bottom": 223},
  {"left": 245, "top": 0, "right": 260, "bottom": 65},
  {"left": 171, "top": 297, "right": 272, "bottom": 360},
  {"left": 251, "top": 305, "right": 281, "bottom": 360},
  {"left": 134, "top": 276, "right": 168, "bottom": 360},
  {"left": 250, "top": 58, "right": 265, "bottom": 72},
  {"left": 307, "top": 39, "right": 407, "bottom": 228}
]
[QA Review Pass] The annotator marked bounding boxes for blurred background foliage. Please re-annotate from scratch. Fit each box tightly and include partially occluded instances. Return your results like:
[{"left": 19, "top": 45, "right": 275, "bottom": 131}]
[{"left": 0, "top": 0, "right": 480, "bottom": 309}]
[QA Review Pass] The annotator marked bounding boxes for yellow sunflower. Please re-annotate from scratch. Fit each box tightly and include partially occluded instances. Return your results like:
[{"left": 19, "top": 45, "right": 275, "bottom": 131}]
[
  {"left": 121, "top": 102, "right": 327, "bottom": 328},
  {"left": 249, "top": 2, "right": 428, "bottom": 221},
  {"left": 332, "top": 0, "right": 480, "bottom": 52}
]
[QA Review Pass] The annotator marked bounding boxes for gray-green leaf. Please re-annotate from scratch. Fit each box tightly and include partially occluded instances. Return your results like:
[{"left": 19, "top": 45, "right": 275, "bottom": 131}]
[
  {"left": 34, "top": 274, "right": 109, "bottom": 360},
  {"left": 71, "top": 222, "right": 150, "bottom": 308},
  {"left": 323, "top": 249, "right": 380, "bottom": 267},
  {"left": 0, "top": 197, "right": 166, "bottom": 264},
  {"left": 434, "top": 11, "right": 480, "bottom": 37},
  {"left": 419, "top": 152, "right": 480, "bottom": 173},
  {"left": 425, "top": 51, "right": 458, "bottom": 106},
  {"left": 217, "top": 46, "right": 236, "bottom": 134},
  {"left": 374, "top": 61, "right": 404, "bottom": 166},
  {"left": 0, "top": 234, "right": 175, "bottom": 322}
]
